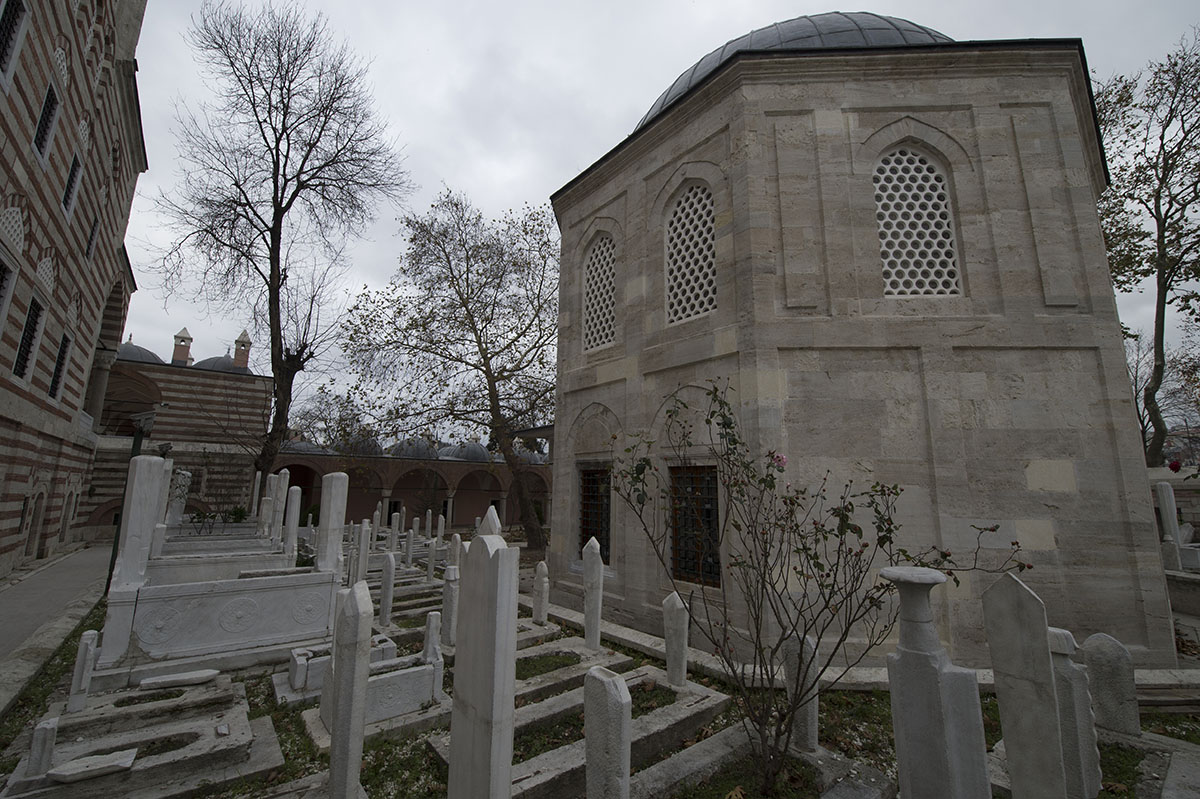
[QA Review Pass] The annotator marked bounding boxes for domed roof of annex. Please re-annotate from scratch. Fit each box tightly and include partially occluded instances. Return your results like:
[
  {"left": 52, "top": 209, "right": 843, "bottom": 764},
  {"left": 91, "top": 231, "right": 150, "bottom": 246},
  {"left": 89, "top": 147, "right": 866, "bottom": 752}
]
[
  {"left": 437, "top": 441, "right": 494, "bottom": 463},
  {"left": 389, "top": 437, "right": 442, "bottom": 459},
  {"left": 117, "top": 339, "right": 165, "bottom": 365},
  {"left": 192, "top": 354, "right": 253, "bottom": 375},
  {"left": 636, "top": 11, "right": 953, "bottom": 132}
]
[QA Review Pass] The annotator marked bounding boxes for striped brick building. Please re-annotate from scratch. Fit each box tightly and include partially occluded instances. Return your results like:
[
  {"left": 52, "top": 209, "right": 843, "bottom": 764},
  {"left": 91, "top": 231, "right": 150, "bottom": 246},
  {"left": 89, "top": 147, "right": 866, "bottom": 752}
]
[
  {"left": 77, "top": 329, "right": 273, "bottom": 539},
  {"left": 0, "top": 0, "right": 147, "bottom": 576}
]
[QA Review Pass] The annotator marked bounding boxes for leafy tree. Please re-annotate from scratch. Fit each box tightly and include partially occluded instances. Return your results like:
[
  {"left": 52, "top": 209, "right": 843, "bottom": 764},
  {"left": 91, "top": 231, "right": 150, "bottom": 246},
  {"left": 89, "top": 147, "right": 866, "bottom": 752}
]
[
  {"left": 1097, "top": 29, "right": 1200, "bottom": 465},
  {"left": 342, "top": 190, "right": 557, "bottom": 549},
  {"left": 612, "top": 383, "right": 1027, "bottom": 796},
  {"left": 156, "top": 0, "right": 410, "bottom": 474}
]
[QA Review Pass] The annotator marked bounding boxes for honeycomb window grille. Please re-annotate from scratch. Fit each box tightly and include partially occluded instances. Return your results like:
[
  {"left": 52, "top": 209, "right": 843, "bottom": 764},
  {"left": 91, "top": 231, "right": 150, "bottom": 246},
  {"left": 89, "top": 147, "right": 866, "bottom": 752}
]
[
  {"left": 873, "top": 147, "right": 962, "bottom": 296},
  {"left": 583, "top": 234, "right": 616, "bottom": 351},
  {"left": 0, "top": 0, "right": 27, "bottom": 76},
  {"left": 665, "top": 184, "right": 716, "bottom": 324}
]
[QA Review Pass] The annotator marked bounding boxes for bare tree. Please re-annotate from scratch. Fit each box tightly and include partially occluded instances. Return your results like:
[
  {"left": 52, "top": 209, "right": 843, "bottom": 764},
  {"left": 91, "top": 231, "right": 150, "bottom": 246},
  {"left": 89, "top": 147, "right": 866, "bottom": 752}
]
[
  {"left": 1125, "top": 329, "right": 1200, "bottom": 455},
  {"left": 612, "top": 383, "right": 1027, "bottom": 795},
  {"left": 341, "top": 189, "right": 557, "bottom": 549},
  {"left": 156, "top": 1, "right": 411, "bottom": 474},
  {"left": 1097, "top": 29, "right": 1200, "bottom": 466}
]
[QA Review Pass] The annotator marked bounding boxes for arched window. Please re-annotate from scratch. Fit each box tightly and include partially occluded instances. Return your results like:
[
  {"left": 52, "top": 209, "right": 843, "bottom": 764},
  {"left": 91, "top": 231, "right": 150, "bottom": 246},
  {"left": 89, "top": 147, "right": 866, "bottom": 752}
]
[
  {"left": 583, "top": 234, "right": 616, "bottom": 351},
  {"left": 872, "top": 146, "right": 961, "bottom": 296},
  {"left": 665, "top": 183, "right": 716, "bottom": 323}
]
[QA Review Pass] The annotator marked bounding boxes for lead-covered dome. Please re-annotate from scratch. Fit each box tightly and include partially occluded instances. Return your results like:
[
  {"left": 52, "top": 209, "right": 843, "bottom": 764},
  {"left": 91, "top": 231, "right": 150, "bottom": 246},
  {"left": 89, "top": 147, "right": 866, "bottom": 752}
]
[{"left": 636, "top": 11, "right": 953, "bottom": 132}]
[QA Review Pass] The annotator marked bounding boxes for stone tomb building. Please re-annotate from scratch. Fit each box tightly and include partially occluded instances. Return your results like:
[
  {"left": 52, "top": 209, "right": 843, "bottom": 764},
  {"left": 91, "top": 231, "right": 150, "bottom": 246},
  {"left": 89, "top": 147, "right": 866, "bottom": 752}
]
[{"left": 549, "top": 13, "right": 1175, "bottom": 666}]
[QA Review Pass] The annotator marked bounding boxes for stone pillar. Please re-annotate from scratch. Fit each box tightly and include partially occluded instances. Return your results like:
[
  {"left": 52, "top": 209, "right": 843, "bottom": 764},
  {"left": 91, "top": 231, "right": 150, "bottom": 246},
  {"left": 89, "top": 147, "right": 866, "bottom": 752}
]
[
  {"left": 583, "top": 536, "right": 604, "bottom": 651},
  {"left": 284, "top": 486, "right": 301, "bottom": 563},
  {"left": 782, "top": 634, "right": 819, "bottom": 753},
  {"left": 67, "top": 630, "right": 98, "bottom": 713},
  {"left": 256, "top": 496, "right": 274, "bottom": 537},
  {"left": 326, "top": 583, "right": 372, "bottom": 799},
  {"left": 249, "top": 470, "right": 262, "bottom": 519},
  {"left": 449, "top": 533, "right": 462, "bottom": 568},
  {"left": 272, "top": 469, "right": 290, "bottom": 542},
  {"left": 441, "top": 565, "right": 460, "bottom": 648},
  {"left": 480, "top": 506, "right": 502, "bottom": 536},
  {"left": 437, "top": 514, "right": 446, "bottom": 555},
  {"left": 373, "top": 502, "right": 382, "bottom": 533},
  {"left": 474, "top": 516, "right": 482, "bottom": 532},
  {"left": 585, "top": 666, "right": 631, "bottom": 799},
  {"left": 983, "top": 573, "right": 1068, "bottom": 799},
  {"left": 155, "top": 458, "right": 174, "bottom": 524},
  {"left": 425, "top": 509, "right": 433, "bottom": 542},
  {"left": 1081, "top": 633, "right": 1140, "bottom": 736},
  {"left": 533, "top": 561, "right": 549, "bottom": 626},
  {"left": 1048, "top": 627, "right": 1102, "bottom": 799},
  {"left": 406, "top": 518, "right": 416, "bottom": 568},
  {"left": 447, "top": 535, "right": 518, "bottom": 799},
  {"left": 165, "top": 469, "right": 191, "bottom": 526},
  {"left": 389, "top": 513, "right": 400, "bottom": 551},
  {"left": 399, "top": 503, "right": 407, "bottom": 534},
  {"left": 380, "top": 553, "right": 396, "bottom": 627},
  {"left": 1156, "top": 482, "right": 1183, "bottom": 570},
  {"left": 99, "top": 456, "right": 166, "bottom": 667},
  {"left": 83, "top": 349, "right": 117, "bottom": 427},
  {"left": 884, "top": 566, "right": 989, "bottom": 798},
  {"left": 357, "top": 521, "right": 371, "bottom": 583},
  {"left": 445, "top": 493, "right": 455, "bottom": 528},
  {"left": 662, "top": 591, "right": 689, "bottom": 688},
  {"left": 427, "top": 536, "right": 436, "bottom": 582},
  {"left": 317, "top": 473, "right": 349, "bottom": 574},
  {"left": 28, "top": 717, "right": 57, "bottom": 777}
]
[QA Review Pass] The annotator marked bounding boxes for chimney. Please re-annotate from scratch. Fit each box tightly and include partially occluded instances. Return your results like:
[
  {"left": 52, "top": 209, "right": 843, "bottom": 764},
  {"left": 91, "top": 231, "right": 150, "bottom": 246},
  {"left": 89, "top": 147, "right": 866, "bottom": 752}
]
[
  {"left": 233, "top": 329, "right": 252, "bottom": 369},
  {"left": 171, "top": 327, "right": 192, "bottom": 366}
]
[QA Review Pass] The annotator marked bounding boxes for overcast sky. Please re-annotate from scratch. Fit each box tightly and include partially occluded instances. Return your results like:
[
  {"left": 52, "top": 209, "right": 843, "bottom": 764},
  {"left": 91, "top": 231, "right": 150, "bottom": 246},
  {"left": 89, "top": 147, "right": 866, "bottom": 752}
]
[{"left": 122, "top": 0, "right": 1198, "bottom": 381}]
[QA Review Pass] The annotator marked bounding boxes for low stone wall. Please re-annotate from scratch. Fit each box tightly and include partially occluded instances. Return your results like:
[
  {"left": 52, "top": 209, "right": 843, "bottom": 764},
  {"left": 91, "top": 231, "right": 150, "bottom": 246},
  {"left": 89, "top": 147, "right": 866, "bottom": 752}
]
[{"left": 1166, "top": 570, "right": 1200, "bottom": 617}]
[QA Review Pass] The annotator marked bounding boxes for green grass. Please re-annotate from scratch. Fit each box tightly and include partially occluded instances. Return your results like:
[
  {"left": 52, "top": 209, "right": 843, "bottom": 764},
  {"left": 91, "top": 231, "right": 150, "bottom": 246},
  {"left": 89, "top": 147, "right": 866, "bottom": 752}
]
[
  {"left": 819, "top": 689, "right": 896, "bottom": 780},
  {"left": 360, "top": 730, "right": 449, "bottom": 797},
  {"left": 0, "top": 598, "right": 107, "bottom": 777},
  {"left": 514, "top": 651, "right": 581, "bottom": 681},
  {"left": 1097, "top": 742, "right": 1144, "bottom": 798},
  {"left": 668, "top": 754, "right": 821, "bottom": 798},
  {"left": 1142, "top": 711, "right": 1200, "bottom": 745}
]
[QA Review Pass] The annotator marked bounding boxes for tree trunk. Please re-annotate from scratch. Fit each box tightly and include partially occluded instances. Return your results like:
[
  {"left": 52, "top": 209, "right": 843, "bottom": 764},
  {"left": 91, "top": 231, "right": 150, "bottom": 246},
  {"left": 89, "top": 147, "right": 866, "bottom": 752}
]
[
  {"left": 1145, "top": 263, "right": 1171, "bottom": 466},
  {"left": 255, "top": 365, "right": 297, "bottom": 476}
]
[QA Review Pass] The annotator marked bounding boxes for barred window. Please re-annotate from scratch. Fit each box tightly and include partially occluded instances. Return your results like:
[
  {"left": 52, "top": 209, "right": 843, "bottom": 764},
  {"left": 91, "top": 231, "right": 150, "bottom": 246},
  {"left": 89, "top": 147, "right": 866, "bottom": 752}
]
[
  {"left": 48, "top": 334, "right": 70, "bottom": 398},
  {"left": 33, "top": 84, "right": 59, "bottom": 155},
  {"left": 62, "top": 155, "right": 81, "bottom": 213},
  {"left": 85, "top": 216, "right": 99, "bottom": 258},
  {"left": 0, "top": 0, "right": 27, "bottom": 74},
  {"left": 670, "top": 465, "right": 720, "bottom": 586},
  {"left": 665, "top": 184, "right": 716, "bottom": 323},
  {"left": 583, "top": 235, "right": 616, "bottom": 351},
  {"left": 580, "top": 467, "right": 611, "bottom": 563},
  {"left": 873, "top": 147, "right": 961, "bottom": 296},
  {"left": 13, "top": 295, "right": 42, "bottom": 378}
]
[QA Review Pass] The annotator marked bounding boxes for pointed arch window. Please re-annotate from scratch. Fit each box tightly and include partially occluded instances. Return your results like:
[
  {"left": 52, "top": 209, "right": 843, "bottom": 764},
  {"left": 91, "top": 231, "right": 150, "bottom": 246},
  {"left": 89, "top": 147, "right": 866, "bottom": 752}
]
[
  {"left": 872, "top": 147, "right": 962, "bottom": 296},
  {"left": 583, "top": 234, "right": 616, "bottom": 351},
  {"left": 665, "top": 184, "right": 716, "bottom": 323}
]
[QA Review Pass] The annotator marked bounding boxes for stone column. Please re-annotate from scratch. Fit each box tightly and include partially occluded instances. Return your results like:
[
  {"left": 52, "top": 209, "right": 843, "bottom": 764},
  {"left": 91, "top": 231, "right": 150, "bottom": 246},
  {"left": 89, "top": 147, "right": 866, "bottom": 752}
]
[
  {"left": 272, "top": 469, "right": 290, "bottom": 543},
  {"left": 445, "top": 493, "right": 455, "bottom": 528},
  {"left": 449, "top": 533, "right": 462, "bottom": 568},
  {"left": 389, "top": 513, "right": 400, "bottom": 551},
  {"left": 1081, "top": 633, "right": 1140, "bottom": 736},
  {"left": 1048, "top": 627, "right": 1102, "bottom": 799},
  {"left": 373, "top": 502, "right": 382, "bottom": 533},
  {"left": 884, "top": 566, "right": 988, "bottom": 798},
  {"left": 399, "top": 503, "right": 407, "bottom": 534},
  {"left": 357, "top": 521, "right": 371, "bottom": 583},
  {"left": 284, "top": 486, "right": 301, "bottom": 563},
  {"left": 662, "top": 591, "right": 689, "bottom": 688},
  {"left": 155, "top": 458, "right": 174, "bottom": 523},
  {"left": 424, "top": 611, "right": 447, "bottom": 701},
  {"left": 425, "top": 509, "right": 433, "bottom": 542},
  {"left": 427, "top": 536, "right": 436, "bottom": 582},
  {"left": 165, "top": 469, "right": 191, "bottom": 526},
  {"left": 533, "top": 561, "right": 549, "bottom": 626},
  {"left": 67, "top": 630, "right": 98, "bottom": 713},
  {"left": 983, "top": 573, "right": 1068, "bottom": 799},
  {"left": 406, "top": 518, "right": 416, "bottom": 568},
  {"left": 437, "top": 514, "right": 445, "bottom": 553},
  {"left": 99, "top": 456, "right": 166, "bottom": 667},
  {"left": 317, "top": 473, "right": 349, "bottom": 574},
  {"left": 583, "top": 536, "right": 604, "bottom": 650},
  {"left": 83, "top": 349, "right": 118, "bottom": 427},
  {"left": 585, "top": 666, "right": 632, "bottom": 799},
  {"left": 28, "top": 717, "right": 57, "bottom": 777},
  {"left": 441, "top": 565, "right": 460, "bottom": 647},
  {"left": 327, "top": 582, "right": 372, "bottom": 799},
  {"left": 447, "top": 535, "right": 518, "bottom": 799},
  {"left": 380, "top": 553, "right": 396, "bottom": 627},
  {"left": 1156, "top": 482, "right": 1183, "bottom": 570},
  {"left": 256, "top": 496, "right": 274, "bottom": 537}
]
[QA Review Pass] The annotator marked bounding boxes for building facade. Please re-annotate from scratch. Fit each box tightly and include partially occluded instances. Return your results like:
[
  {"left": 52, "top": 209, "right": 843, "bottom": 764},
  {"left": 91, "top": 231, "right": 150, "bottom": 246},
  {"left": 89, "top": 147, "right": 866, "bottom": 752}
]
[
  {"left": 0, "top": 0, "right": 147, "bottom": 575},
  {"left": 550, "top": 12, "right": 1176, "bottom": 666}
]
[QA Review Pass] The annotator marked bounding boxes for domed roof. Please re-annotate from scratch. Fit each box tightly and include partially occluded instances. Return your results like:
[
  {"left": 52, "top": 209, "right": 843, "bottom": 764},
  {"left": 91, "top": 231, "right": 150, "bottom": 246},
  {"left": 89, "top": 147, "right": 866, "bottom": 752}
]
[
  {"left": 437, "top": 441, "right": 493, "bottom": 463},
  {"left": 389, "top": 437, "right": 441, "bottom": 459},
  {"left": 117, "top": 340, "right": 165, "bottom": 365},
  {"left": 192, "top": 354, "right": 252, "bottom": 375},
  {"left": 636, "top": 12, "right": 953, "bottom": 132}
]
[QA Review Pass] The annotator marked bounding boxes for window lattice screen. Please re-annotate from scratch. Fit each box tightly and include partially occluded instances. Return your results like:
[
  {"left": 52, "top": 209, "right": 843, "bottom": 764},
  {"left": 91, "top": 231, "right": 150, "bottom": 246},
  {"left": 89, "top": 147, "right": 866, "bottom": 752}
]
[
  {"left": 666, "top": 184, "right": 716, "bottom": 323},
  {"left": 583, "top": 235, "right": 615, "bottom": 350},
  {"left": 873, "top": 147, "right": 961, "bottom": 296},
  {"left": 0, "top": 207, "right": 22, "bottom": 253},
  {"left": 53, "top": 47, "right": 67, "bottom": 85}
]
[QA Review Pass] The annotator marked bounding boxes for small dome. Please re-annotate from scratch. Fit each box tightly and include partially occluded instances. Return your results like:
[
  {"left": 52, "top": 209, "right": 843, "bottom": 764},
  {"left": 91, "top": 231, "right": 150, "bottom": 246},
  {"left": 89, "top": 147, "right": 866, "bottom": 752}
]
[
  {"left": 342, "top": 436, "right": 383, "bottom": 457},
  {"left": 117, "top": 340, "right": 165, "bottom": 364},
  {"left": 636, "top": 12, "right": 953, "bottom": 132},
  {"left": 438, "top": 441, "right": 492, "bottom": 462},
  {"left": 389, "top": 437, "right": 441, "bottom": 459},
  {"left": 281, "top": 440, "right": 331, "bottom": 455},
  {"left": 192, "top": 354, "right": 252, "bottom": 375}
]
